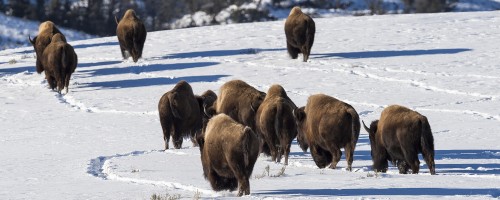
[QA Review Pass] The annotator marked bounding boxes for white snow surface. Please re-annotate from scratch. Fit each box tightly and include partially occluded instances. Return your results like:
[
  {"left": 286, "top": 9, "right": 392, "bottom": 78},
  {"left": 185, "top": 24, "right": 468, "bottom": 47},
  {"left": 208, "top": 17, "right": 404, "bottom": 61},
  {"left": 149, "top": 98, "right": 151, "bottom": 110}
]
[{"left": 1, "top": 11, "right": 500, "bottom": 199}]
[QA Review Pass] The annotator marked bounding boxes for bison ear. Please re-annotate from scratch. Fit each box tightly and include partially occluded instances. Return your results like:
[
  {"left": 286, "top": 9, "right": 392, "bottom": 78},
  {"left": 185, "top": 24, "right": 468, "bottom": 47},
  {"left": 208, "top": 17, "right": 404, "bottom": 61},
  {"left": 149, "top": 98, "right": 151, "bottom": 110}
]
[
  {"left": 294, "top": 107, "right": 306, "bottom": 122},
  {"left": 196, "top": 133, "right": 205, "bottom": 151},
  {"left": 204, "top": 104, "right": 216, "bottom": 118}
]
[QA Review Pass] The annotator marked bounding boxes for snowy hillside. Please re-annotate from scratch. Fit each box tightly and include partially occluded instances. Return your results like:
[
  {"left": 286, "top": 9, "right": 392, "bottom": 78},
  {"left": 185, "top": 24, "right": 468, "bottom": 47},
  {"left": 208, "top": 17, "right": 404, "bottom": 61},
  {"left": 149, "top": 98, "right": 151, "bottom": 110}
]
[
  {"left": 0, "top": 13, "right": 94, "bottom": 50},
  {"left": 1, "top": 11, "right": 499, "bottom": 199}
]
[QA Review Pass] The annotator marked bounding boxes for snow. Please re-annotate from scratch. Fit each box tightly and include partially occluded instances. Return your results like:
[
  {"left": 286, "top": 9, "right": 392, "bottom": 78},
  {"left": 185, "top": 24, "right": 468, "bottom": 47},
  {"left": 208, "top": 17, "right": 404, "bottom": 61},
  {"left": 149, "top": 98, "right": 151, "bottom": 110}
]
[
  {"left": 0, "top": 13, "right": 94, "bottom": 50},
  {"left": 1, "top": 11, "right": 500, "bottom": 199}
]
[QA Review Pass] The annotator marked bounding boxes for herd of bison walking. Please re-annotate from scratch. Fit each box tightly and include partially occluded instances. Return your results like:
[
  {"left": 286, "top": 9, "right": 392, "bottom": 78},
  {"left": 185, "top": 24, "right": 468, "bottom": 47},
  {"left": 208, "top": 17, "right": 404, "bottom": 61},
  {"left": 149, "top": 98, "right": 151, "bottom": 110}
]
[{"left": 28, "top": 7, "right": 436, "bottom": 196}]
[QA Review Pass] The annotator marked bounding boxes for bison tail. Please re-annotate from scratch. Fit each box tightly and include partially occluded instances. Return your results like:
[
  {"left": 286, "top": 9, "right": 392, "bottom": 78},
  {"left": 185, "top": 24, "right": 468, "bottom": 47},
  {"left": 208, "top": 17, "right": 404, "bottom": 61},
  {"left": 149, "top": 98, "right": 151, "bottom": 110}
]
[
  {"left": 348, "top": 109, "right": 360, "bottom": 145},
  {"left": 242, "top": 127, "right": 253, "bottom": 167},
  {"left": 420, "top": 116, "right": 436, "bottom": 175}
]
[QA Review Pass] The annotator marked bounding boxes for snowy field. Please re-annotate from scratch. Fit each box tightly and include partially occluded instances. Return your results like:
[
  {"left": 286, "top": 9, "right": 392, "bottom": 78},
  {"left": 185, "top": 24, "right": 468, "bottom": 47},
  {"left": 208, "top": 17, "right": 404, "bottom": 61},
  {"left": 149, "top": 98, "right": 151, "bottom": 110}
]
[{"left": 1, "top": 11, "right": 499, "bottom": 199}]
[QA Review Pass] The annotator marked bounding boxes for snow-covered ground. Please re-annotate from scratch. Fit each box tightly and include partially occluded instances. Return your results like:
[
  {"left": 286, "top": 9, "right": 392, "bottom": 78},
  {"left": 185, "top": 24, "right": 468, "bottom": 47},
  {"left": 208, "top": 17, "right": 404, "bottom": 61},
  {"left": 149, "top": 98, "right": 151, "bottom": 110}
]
[
  {"left": 1, "top": 11, "right": 499, "bottom": 199},
  {"left": 0, "top": 12, "right": 94, "bottom": 50}
]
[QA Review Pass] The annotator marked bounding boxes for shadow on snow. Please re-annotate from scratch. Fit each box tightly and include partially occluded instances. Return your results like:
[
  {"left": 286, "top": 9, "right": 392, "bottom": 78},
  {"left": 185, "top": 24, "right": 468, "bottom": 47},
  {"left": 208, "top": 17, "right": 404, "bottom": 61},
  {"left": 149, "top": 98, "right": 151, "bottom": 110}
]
[
  {"left": 0, "top": 65, "right": 34, "bottom": 74},
  {"left": 81, "top": 75, "right": 228, "bottom": 90},
  {"left": 312, "top": 48, "right": 472, "bottom": 59},
  {"left": 72, "top": 41, "right": 119, "bottom": 49},
  {"left": 77, "top": 60, "right": 122, "bottom": 69},
  {"left": 78, "top": 62, "right": 219, "bottom": 76},
  {"left": 258, "top": 187, "right": 500, "bottom": 197},
  {"left": 164, "top": 48, "right": 285, "bottom": 59}
]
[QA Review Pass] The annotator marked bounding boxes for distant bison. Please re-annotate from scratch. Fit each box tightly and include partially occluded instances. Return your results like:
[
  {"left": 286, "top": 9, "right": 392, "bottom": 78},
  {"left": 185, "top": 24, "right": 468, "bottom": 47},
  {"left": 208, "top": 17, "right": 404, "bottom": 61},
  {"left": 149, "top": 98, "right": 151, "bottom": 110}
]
[
  {"left": 158, "top": 81, "right": 216, "bottom": 149},
  {"left": 294, "top": 94, "right": 360, "bottom": 171},
  {"left": 205, "top": 80, "right": 266, "bottom": 131},
  {"left": 116, "top": 9, "right": 147, "bottom": 62},
  {"left": 197, "top": 114, "right": 260, "bottom": 196},
  {"left": 29, "top": 21, "right": 67, "bottom": 73},
  {"left": 284, "top": 6, "right": 315, "bottom": 62},
  {"left": 363, "top": 105, "right": 435, "bottom": 175},
  {"left": 40, "top": 33, "right": 78, "bottom": 94},
  {"left": 255, "top": 84, "right": 298, "bottom": 165}
]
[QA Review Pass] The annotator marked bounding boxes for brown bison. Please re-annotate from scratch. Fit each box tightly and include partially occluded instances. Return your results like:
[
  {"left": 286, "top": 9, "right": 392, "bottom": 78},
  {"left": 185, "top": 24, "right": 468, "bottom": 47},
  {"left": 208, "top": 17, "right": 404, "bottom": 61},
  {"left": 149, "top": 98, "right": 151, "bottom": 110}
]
[
  {"left": 196, "top": 114, "right": 260, "bottom": 196},
  {"left": 116, "top": 9, "right": 147, "bottom": 62},
  {"left": 284, "top": 6, "right": 315, "bottom": 62},
  {"left": 362, "top": 105, "right": 436, "bottom": 175},
  {"left": 294, "top": 94, "right": 360, "bottom": 171},
  {"left": 205, "top": 80, "right": 266, "bottom": 131},
  {"left": 29, "top": 21, "right": 67, "bottom": 74},
  {"left": 255, "top": 84, "right": 298, "bottom": 165},
  {"left": 39, "top": 33, "right": 78, "bottom": 94},
  {"left": 158, "top": 81, "right": 215, "bottom": 149}
]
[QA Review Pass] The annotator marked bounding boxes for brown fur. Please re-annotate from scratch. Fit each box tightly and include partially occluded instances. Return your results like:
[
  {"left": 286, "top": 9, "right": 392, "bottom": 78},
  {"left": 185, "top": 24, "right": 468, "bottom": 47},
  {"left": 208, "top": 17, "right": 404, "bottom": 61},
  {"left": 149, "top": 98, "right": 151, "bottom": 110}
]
[
  {"left": 195, "top": 90, "right": 218, "bottom": 134},
  {"left": 284, "top": 6, "right": 315, "bottom": 62},
  {"left": 205, "top": 80, "right": 266, "bottom": 131},
  {"left": 158, "top": 81, "right": 209, "bottom": 149},
  {"left": 39, "top": 33, "right": 77, "bottom": 94},
  {"left": 363, "top": 105, "right": 436, "bottom": 175},
  {"left": 29, "top": 21, "right": 67, "bottom": 74},
  {"left": 255, "top": 84, "right": 298, "bottom": 165},
  {"left": 197, "top": 114, "right": 260, "bottom": 196},
  {"left": 116, "top": 9, "right": 147, "bottom": 62},
  {"left": 294, "top": 94, "right": 360, "bottom": 171}
]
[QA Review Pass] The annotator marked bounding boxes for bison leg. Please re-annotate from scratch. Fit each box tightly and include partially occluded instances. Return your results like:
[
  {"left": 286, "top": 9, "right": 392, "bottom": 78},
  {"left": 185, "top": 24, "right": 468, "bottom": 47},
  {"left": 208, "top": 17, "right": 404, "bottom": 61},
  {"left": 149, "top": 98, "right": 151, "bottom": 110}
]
[
  {"left": 236, "top": 176, "right": 250, "bottom": 196},
  {"left": 207, "top": 169, "right": 237, "bottom": 191},
  {"left": 286, "top": 42, "right": 300, "bottom": 59},
  {"left": 172, "top": 124, "right": 184, "bottom": 149},
  {"left": 403, "top": 149, "right": 420, "bottom": 174},
  {"left": 159, "top": 115, "right": 172, "bottom": 150},
  {"left": 47, "top": 75, "right": 57, "bottom": 91},
  {"left": 64, "top": 74, "right": 71, "bottom": 94},
  {"left": 328, "top": 146, "right": 342, "bottom": 169},
  {"left": 119, "top": 43, "right": 129, "bottom": 60},
  {"left": 283, "top": 143, "right": 290, "bottom": 165},
  {"left": 301, "top": 45, "right": 310, "bottom": 62},
  {"left": 423, "top": 152, "right": 436, "bottom": 175},
  {"left": 344, "top": 143, "right": 355, "bottom": 171}
]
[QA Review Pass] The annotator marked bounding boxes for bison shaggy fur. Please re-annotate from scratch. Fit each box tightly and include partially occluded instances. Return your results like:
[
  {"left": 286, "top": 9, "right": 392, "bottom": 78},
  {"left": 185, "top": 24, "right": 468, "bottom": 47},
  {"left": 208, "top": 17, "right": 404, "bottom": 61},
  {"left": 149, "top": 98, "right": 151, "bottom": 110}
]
[
  {"left": 205, "top": 80, "right": 266, "bottom": 131},
  {"left": 40, "top": 33, "right": 77, "bottom": 94},
  {"left": 158, "top": 81, "right": 213, "bottom": 149},
  {"left": 197, "top": 114, "right": 260, "bottom": 196},
  {"left": 255, "top": 84, "right": 298, "bottom": 165},
  {"left": 363, "top": 105, "right": 436, "bottom": 175},
  {"left": 29, "top": 21, "right": 67, "bottom": 74},
  {"left": 284, "top": 6, "right": 315, "bottom": 62},
  {"left": 116, "top": 9, "right": 147, "bottom": 62},
  {"left": 294, "top": 94, "right": 360, "bottom": 171}
]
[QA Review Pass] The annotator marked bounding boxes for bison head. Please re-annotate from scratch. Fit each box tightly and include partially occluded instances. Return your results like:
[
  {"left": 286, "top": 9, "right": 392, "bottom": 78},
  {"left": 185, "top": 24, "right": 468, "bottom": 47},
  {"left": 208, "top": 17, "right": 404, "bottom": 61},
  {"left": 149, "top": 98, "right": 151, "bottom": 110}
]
[
  {"left": 363, "top": 120, "right": 388, "bottom": 172},
  {"left": 293, "top": 106, "right": 309, "bottom": 152}
]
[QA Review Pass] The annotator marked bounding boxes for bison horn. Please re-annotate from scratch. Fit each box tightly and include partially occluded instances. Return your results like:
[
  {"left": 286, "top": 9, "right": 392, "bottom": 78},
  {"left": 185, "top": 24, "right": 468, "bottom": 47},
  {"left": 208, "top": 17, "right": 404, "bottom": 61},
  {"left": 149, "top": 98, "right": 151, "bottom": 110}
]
[
  {"left": 28, "top": 35, "right": 34, "bottom": 44},
  {"left": 115, "top": 15, "right": 119, "bottom": 24},
  {"left": 362, "top": 120, "right": 371, "bottom": 134}
]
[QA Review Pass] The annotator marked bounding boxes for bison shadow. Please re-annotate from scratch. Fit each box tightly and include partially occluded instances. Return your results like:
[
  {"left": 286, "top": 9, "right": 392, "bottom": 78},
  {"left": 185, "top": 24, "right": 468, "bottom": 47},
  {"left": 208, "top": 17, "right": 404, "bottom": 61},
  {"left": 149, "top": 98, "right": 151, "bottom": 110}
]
[
  {"left": 258, "top": 187, "right": 499, "bottom": 197},
  {"left": 78, "top": 62, "right": 218, "bottom": 77},
  {"left": 77, "top": 60, "right": 122, "bottom": 69},
  {"left": 436, "top": 163, "right": 500, "bottom": 175},
  {"left": 72, "top": 41, "right": 119, "bottom": 49},
  {"left": 312, "top": 48, "right": 472, "bottom": 59},
  {"left": 81, "top": 75, "right": 228, "bottom": 90},
  {"left": 163, "top": 48, "right": 285, "bottom": 59},
  {"left": 0, "top": 65, "right": 34, "bottom": 74}
]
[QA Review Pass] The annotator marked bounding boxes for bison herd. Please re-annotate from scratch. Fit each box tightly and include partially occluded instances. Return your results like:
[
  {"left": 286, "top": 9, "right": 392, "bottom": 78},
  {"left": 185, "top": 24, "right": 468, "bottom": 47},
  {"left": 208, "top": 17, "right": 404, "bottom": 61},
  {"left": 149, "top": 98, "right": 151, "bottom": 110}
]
[
  {"left": 158, "top": 79, "right": 436, "bottom": 196},
  {"left": 26, "top": 7, "right": 436, "bottom": 197}
]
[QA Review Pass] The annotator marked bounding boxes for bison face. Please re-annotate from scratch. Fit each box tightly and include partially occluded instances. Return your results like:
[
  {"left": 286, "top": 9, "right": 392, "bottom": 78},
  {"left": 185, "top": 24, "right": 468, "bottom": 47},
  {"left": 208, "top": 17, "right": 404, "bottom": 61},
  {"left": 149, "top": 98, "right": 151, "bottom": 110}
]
[
  {"left": 293, "top": 107, "right": 309, "bottom": 152},
  {"left": 363, "top": 120, "right": 388, "bottom": 172}
]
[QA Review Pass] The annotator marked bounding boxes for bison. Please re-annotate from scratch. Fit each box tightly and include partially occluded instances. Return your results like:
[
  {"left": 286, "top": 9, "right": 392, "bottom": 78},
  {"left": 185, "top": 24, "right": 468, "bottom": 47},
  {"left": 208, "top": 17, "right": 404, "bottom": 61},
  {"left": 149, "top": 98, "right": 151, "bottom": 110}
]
[
  {"left": 362, "top": 105, "right": 436, "bottom": 175},
  {"left": 29, "top": 21, "right": 67, "bottom": 74},
  {"left": 116, "top": 9, "right": 147, "bottom": 62},
  {"left": 255, "top": 84, "right": 298, "bottom": 165},
  {"left": 39, "top": 33, "right": 78, "bottom": 94},
  {"left": 197, "top": 114, "right": 260, "bottom": 196},
  {"left": 158, "top": 80, "right": 215, "bottom": 150},
  {"left": 284, "top": 6, "right": 315, "bottom": 62},
  {"left": 205, "top": 80, "right": 266, "bottom": 132},
  {"left": 294, "top": 94, "right": 360, "bottom": 171}
]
